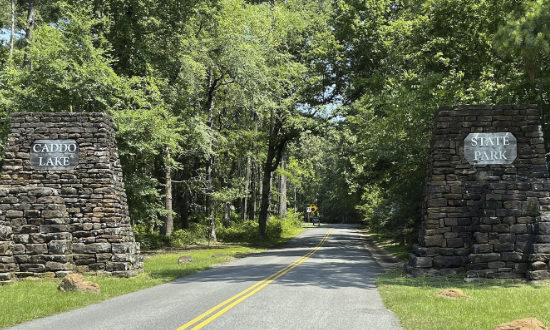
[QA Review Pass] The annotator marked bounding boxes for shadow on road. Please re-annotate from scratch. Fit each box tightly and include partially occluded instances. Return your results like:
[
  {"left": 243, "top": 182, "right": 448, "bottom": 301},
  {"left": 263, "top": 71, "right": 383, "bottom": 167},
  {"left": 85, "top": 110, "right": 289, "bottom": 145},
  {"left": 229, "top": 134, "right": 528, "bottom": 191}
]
[{"left": 169, "top": 225, "right": 385, "bottom": 291}]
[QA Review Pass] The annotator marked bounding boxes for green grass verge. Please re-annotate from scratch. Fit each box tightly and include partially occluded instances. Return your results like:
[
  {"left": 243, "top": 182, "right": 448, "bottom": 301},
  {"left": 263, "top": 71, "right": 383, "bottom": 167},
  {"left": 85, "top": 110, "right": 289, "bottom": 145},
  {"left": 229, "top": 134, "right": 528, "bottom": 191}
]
[
  {"left": 251, "top": 224, "right": 306, "bottom": 248},
  {"left": 377, "top": 269, "right": 550, "bottom": 330},
  {"left": 0, "top": 246, "right": 257, "bottom": 328},
  {"left": 367, "top": 232, "right": 410, "bottom": 261}
]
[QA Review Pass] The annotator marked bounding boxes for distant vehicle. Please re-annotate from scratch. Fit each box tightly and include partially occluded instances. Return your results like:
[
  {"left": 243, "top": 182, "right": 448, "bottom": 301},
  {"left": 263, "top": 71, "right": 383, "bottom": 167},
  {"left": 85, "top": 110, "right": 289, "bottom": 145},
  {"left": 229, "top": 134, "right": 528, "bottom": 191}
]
[{"left": 313, "top": 215, "right": 320, "bottom": 226}]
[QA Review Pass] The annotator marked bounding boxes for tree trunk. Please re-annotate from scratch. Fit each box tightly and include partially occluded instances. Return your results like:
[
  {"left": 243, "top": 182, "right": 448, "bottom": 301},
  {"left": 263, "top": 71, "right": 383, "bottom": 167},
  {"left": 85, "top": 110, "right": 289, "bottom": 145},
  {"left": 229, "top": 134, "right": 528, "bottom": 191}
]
[
  {"left": 278, "top": 159, "right": 287, "bottom": 218},
  {"left": 164, "top": 147, "right": 174, "bottom": 236},
  {"left": 250, "top": 161, "right": 257, "bottom": 221},
  {"left": 294, "top": 185, "right": 297, "bottom": 211},
  {"left": 242, "top": 156, "right": 251, "bottom": 221},
  {"left": 258, "top": 159, "right": 273, "bottom": 238},
  {"left": 269, "top": 171, "right": 274, "bottom": 214},
  {"left": 23, "top": 1, "right": 36, "bottom": 68},
  {"left": 9, "top": 0, "right": 15, "bottom": 56},
  {"left": 207, "top": 152, "right": 216, "bottom": 241},
  {"left": 92, "top": 0, "right": 104, "bottom": 46},
  {"left": 180, "top": 188, "right": 189, "bottom": 229},
  {"left": 258, "top": 116, "right": 291, "bottom": 238},
  {"left": 223, "top": 202, "right": 231, "bottom": 228},
  {"left": 205, "top": 68, "right": 220, "bottom": 242},
  {"left": 257, "top": 168, "right": 262, "bottom": 220}
]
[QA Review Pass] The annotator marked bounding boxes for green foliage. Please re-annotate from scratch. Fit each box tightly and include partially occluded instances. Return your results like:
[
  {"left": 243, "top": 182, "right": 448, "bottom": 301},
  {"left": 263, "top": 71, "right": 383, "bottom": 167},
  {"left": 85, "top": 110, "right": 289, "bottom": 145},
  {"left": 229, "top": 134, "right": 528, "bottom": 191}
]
[
  {"left": 217, "top": 210, "right": 303, "bottom": 245},
  {"left": 133, "top": 231, "right": 169, "bottom": 250},
  {"left": 2, "top": 0, "right": 546, "bottom": 247},
  {"left": 331, "top": 0, "right": 532, "bottom": 243},
  {"left": 135, "top": 222, "right": 210, "bottom": 250},
  {"left": 1, "top": 4, "right": 123, "bottom": 113},
  {"left": 168, "top": 223, "right": 210, "bottom": 247},
  {"left": 495, "top": 0, "right": 550, "bottom": 102},
  {"left": 217, "top": 220, "right": 259, "bottom": 243}
]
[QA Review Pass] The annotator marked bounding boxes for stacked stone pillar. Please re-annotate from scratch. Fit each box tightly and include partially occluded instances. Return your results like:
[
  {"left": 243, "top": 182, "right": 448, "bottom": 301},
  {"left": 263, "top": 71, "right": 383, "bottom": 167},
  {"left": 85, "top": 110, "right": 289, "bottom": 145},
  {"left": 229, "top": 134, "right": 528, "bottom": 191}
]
[
  {"left": 407, "top": 105, "right": 550, "bottom": 280},
  {"left": 0, "top": 112, "right": 142, "bottom": 282}
]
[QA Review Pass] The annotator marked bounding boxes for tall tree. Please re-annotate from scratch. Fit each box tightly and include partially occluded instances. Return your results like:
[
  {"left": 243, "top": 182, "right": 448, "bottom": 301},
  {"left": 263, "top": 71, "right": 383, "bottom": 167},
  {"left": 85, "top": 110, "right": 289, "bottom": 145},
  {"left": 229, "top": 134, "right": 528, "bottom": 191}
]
[
  {"left": 9, "top": 0, "right": 15, "bottom": 55},
  {"left": 22, "top": 1, "right": 36, "bottom": 68}
]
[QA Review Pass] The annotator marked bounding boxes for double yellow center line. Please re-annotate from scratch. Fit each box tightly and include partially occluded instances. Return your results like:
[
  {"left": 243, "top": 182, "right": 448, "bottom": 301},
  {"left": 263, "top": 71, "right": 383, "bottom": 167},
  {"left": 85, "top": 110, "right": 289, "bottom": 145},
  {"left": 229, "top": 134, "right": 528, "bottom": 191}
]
[{"left": 178, "top": 229, "right": 333, "bottom": 330}]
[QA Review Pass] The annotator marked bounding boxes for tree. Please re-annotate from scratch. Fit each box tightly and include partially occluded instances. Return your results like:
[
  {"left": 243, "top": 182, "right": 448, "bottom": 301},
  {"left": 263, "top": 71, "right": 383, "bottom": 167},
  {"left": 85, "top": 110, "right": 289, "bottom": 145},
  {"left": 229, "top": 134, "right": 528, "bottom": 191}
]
[{"left": 330, "top": 0, "right": 528, "bottom": 242}]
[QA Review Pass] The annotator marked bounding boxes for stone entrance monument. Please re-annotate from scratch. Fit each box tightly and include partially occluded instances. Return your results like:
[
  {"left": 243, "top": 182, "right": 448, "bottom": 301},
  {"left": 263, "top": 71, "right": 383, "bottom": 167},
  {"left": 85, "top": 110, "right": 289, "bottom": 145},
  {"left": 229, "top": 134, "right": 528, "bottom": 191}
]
[
  {"left": 407, "top": 105, "right": 550, "bottom": 280},
  {"left": 0, "top": 113, "right": 142, "bottom": 282}
]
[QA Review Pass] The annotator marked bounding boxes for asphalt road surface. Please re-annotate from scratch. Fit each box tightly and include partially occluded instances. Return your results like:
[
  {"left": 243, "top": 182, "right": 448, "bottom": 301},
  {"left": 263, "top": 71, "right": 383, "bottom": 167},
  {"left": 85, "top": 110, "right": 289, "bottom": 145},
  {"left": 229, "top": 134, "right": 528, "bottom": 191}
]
[{"left": 12, "top": 224, "right": 402, "bottom": 330}]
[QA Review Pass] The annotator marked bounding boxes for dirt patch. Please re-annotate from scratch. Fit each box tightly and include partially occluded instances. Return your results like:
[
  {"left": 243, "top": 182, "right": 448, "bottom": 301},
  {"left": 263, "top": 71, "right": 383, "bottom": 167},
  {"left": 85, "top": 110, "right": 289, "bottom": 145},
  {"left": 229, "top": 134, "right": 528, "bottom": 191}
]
[
  {"left": 436, "top": 288, "right": 472, "bottom": 300},
  {"left": 493, "top": 318, "right": 549, "bottom": 330}
]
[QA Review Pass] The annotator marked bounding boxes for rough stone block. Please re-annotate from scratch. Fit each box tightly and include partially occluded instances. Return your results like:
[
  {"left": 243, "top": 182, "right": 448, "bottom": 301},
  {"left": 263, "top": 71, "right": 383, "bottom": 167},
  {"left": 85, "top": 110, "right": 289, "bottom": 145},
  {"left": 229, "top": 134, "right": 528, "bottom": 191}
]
[
  {"left": 89, "top": 243, "right": 111, "bottom": 253},
  {"left": 433, "top": 256, "right": 464, "bottom": 268},
  {"left": 470, "top": 253, "right": 500, "bottom": 263},
  {"left": 472, "top": 244, "right": 492, "bottom": 254},
  {"left": 48, "top": 240, "right": 71, "bottom": 255},
  {"left": 501, "top": 252, "right": 525, "bottom": 262},
  {"left": 106, "top": 262, "right": 129, "bottom": 272},
  {"left": 424, "top": 235, "right": 444, "bottom": 247},
  {"left": 45, "top": 261, "right": 72, "bottom": 271},
  {"left": 409, "top": 255, "right": 433, "bottom": 268},
  {"left": 495, "top": 243, "right": 514, "bottom": 252},
  {"left": 5, "top": 210, "right": 23, "bottom": 218},
  {"left": 532, "top": 244, "right": 550, "bottom": 253},
  {"left": 528, "top": 270, "right": 550, "bottom": 280},
  {"left": 26, "top": 244, "right": 47, "bottom": 255},
  {"left": 488, "top": 261, "right": 506, "bottom": 269},
  {"left": 473, "top": 232, "right": 488, "bottom": 243},
  {"left": 112, "top": 243, "right": 135, "bottom": 254},
  {"left": 493, "top": 224, "right": 510, "bottom": 233},
  {"left": 39, "top": 225, "right": 69, "bottom": 233},
  {"left": 531, "top": 261, "right": 547, "bottom": 270},
  {"left": 0, "top": 226, "right": 12, "bottom": 240},
  {"left": 0, "top": 242, "right": 13, "bottom": 255},
  {"left": 42, "top": 210, "right": 66, "bottom": 219},
  {"left": 96, "top": 253, "right": 112, "bottom": 262},
  {"left": 511, "top": 224, "right": 528, "bottom": 234},
  {"left": 18, "top": 264, "right": 45, "bottom": 273},
  {"left": 73, "top": 254, "right": 96, "bottom": 265},
  {"left": 536, "top": 222, "right": 550, "bottom": 234},
  {"left": 446, "top": 238, "right": 464, "bottom": 248}
]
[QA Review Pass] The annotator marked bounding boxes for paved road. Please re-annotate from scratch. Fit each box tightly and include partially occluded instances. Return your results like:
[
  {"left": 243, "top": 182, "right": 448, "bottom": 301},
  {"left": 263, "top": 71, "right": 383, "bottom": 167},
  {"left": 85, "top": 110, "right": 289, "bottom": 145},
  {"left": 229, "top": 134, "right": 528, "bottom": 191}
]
[{"left": 12, "top": 224, "right": 402, "bottom": 330}]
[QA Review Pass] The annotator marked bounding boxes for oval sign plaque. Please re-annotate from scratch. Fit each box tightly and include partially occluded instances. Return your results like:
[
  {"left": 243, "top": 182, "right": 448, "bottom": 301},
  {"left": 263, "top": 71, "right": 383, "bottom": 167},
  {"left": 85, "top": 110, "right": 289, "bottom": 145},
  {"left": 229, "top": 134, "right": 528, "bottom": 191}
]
[
  {"left": 29, "top": 139, "right": 79, "bottom": 170},
  {"left": 464, "top": 132, "right": 517, "bottom": 165}
]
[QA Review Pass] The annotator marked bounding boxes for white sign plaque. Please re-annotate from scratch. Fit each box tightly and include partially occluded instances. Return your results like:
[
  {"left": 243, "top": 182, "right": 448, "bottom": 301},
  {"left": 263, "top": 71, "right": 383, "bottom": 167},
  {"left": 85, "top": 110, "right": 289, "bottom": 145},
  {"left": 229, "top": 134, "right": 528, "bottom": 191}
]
[
  {"left": 463, "top": 133, "right": 517, "bottom": 165},
  {"left": 29, "top": 139, "right": 79, "bottom": 170}
]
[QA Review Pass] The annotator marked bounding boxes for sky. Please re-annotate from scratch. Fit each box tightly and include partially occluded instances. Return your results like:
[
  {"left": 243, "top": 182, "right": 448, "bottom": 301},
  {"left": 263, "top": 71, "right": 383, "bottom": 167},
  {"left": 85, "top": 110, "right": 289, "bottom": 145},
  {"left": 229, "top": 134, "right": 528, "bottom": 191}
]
[{"left": 0, "top": 28, "right": 24, "bottom": 43}]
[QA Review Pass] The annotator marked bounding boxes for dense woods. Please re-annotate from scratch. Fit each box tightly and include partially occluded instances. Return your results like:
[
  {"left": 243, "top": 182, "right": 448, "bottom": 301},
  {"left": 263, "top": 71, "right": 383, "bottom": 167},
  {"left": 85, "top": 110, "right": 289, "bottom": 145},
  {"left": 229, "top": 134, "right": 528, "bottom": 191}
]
[{"left": 0, "top": 0, "right": 548, "bottom": 246}]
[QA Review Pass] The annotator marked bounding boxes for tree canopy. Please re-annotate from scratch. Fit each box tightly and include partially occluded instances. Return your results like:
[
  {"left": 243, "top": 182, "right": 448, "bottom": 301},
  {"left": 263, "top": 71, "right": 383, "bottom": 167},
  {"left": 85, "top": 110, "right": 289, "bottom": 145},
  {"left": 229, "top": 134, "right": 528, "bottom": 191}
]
[{"left": 0, "top": 0, "right": 547, "bottom": 245}]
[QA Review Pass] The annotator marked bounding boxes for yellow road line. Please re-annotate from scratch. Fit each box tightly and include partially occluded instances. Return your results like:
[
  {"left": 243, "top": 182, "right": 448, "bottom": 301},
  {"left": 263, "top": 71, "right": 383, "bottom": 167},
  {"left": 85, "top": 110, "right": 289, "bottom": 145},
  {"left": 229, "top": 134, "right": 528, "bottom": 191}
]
[{"left": 177, "top": 229, "right": 333, "bottom": 330}]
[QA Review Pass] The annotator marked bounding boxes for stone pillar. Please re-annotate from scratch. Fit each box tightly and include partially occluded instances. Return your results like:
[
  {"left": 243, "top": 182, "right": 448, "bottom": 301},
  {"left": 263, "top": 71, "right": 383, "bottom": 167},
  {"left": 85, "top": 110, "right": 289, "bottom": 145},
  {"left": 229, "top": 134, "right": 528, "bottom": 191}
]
[
  {"left": 0, "top": 112, "right": 142, "bottom": 278},
  {"left": 407, "top": 105, "right": 550, "bottom": 280},
  {"left": 1, "top": 186, "right": 73, "bottom": 278},
  {"left": 0, "top": 189, "right": 16, "bottom": 283}
]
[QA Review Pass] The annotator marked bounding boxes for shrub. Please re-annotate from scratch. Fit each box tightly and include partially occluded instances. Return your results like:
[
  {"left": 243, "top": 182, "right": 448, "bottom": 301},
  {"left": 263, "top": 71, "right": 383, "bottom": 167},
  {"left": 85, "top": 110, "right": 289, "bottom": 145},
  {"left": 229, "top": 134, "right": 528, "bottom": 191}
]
[
  {"left": 169, "top": 222, "right": 209, "bottom": 247},
  {"left": 134, "top": 232, "right": 169, "bottom": 250},
  {"left": 217, "top": 210, "right": 303, "bottom": 244},
  {"left": 217, "top": 220, "right": 258, "bottom": 243}
]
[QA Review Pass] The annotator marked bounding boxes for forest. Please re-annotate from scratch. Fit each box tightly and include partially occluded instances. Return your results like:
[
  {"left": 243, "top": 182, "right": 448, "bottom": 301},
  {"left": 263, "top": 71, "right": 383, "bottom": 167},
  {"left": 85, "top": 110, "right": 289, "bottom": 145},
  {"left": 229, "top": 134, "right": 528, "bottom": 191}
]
[{"left": 0, "top": 0, "right": 548, "bottom": 247}]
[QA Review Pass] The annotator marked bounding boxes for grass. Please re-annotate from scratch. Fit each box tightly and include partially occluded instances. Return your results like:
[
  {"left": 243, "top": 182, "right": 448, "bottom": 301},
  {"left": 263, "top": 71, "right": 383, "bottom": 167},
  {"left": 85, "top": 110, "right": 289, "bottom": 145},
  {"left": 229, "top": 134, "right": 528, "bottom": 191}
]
[
  {"left": 0, "top": 246, "right": 258, "bottom": 328},
  {"left": 377, "top": 269, "right": 550, "bottom": 329},
  {"left": 256, "top": 223, "right": 306, "bottom": 248},
  {"left": 367, "top": 232, "right": 410, "bottom": 261}
]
